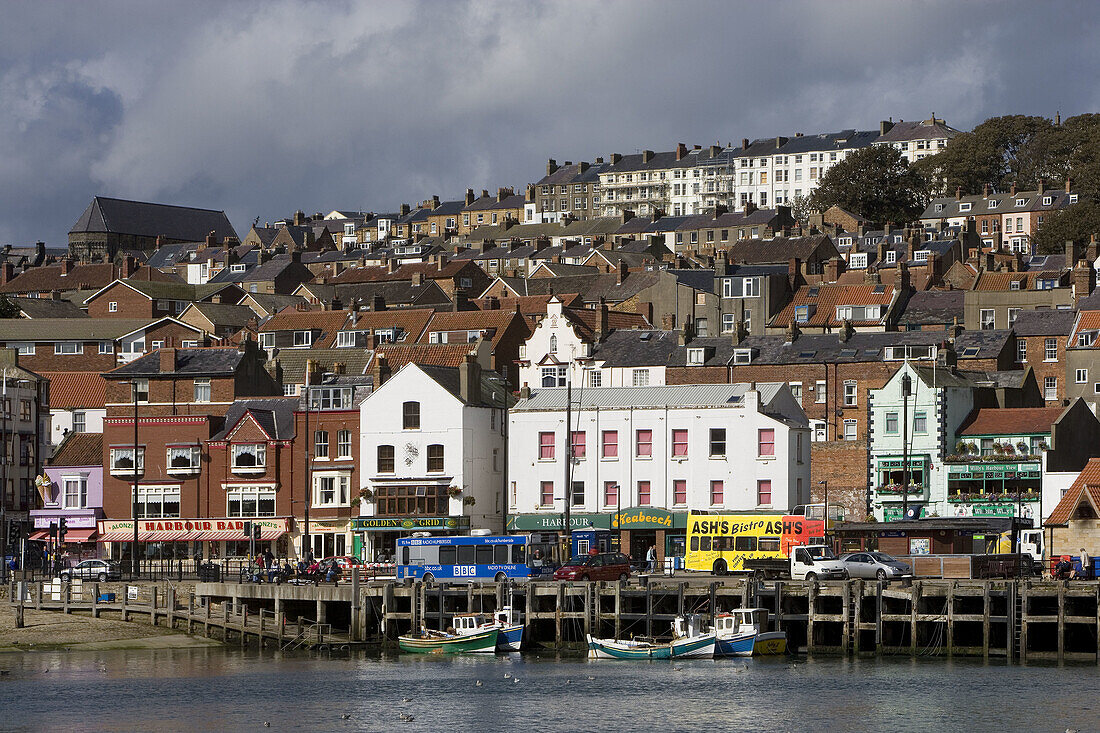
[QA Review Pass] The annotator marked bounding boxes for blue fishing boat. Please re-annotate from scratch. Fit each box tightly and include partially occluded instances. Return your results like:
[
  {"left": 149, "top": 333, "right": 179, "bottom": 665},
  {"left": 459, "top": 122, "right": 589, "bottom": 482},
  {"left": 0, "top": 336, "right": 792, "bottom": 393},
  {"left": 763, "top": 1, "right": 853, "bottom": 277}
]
[{"left": 711, "top": 609, "right": 788, "bottom": 657}]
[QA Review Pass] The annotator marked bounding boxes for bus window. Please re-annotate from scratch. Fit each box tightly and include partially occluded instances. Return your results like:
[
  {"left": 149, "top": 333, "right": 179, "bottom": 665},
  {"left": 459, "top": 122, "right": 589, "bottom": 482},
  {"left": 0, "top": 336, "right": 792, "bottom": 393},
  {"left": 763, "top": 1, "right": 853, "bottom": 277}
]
[
  {"left": 475, "top": 546, "right": 493, "bottom": 565},
  {"left": 734, "top": 536, "right": 757, "bottom": 552},
  {"left": 513, "top": 544, "right": 527, "bottom": 564},
  {"left": 690, "top": 536, "right": 699, "bottom": 551},
  {"left": 494, "top": 545, "right": 509, "bottom": 563},
  {"left": 759, "top": 537, "right": 780, "bottom": 553},
  {"left": 458, "top": 545, "right": 475, "bottom": 564},
  {"left": 439, "top": 546, "right": 457, "bottom": 565},
  {"left": 700, "top": 536, "right": 712, "bottom": 552},
  {"left": 402, "top": 547, "right": 410, "bottom": 564}
]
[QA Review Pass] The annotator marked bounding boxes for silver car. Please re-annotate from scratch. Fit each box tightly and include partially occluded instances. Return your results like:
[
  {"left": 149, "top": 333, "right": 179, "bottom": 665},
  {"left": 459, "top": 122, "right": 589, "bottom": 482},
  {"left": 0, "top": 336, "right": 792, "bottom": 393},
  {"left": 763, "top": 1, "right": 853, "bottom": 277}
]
[
  {"left": 59, "top": 559, "right": 122, "bottom": 582},
  {"left": 838, "top": 552, "right": 912, "bottom": 580}
]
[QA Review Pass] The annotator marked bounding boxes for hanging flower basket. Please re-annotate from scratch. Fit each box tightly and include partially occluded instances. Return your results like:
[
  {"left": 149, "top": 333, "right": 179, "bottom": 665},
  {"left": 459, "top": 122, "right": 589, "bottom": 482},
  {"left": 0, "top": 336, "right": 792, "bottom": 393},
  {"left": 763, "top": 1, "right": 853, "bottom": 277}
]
[
  {"left": 462, "top": 496, "right": 476, "bottom": 507},
  {"left": 446, "top": 485, "right": 463, "bottom": 498}
]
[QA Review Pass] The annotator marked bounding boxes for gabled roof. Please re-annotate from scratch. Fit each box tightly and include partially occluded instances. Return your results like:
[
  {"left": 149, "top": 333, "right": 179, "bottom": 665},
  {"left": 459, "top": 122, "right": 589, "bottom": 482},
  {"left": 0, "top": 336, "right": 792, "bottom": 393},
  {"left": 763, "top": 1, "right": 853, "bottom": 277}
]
[
  {"left": 473, "top": 292, "right": 583, "bottom": 315},
  {"left": 70, "top": 196, "right": 237, "bottom": 240},
  {"left": 591, "top": 329, "right": 680, "bottom": 368},
  {"left": 84, "top": 278, "right": 238, "bottom": 304},
  {"left": 329, "top": 260, "right": 474, "bottom": 284},
  {"left": 772, "top": 283, "right": 896, "bottom": 328},
  {"left": 270, "top": 348, "right": 373, "bottom": 385},
  {"left": 875, "top": 118, "right": 959, "bottom": 143},
  {"left": 259, "top": 309, "right": 351, "bottom": 347},
  {"left": 0, "top": 262, "right": 180, "bottom": 294},
  {"left": 9, "top": 297, "right": 88, "bottom": 319},
  {"left": 240, "top": 292, "right": 306, "bottom": 316},
  {"left": 896, "top": 290, "right": 963, "bottom": 326},
  {"left": 971, "top": 270, "right": 1066, "bottom": 291},
  {"left": 181, "top": 303, "right": 256, "bottom": 331},
  {"left": 374, "top": 343, "right": 484, "bottom": 370},
  {"left": 957, "top": 406, "right": 1064, "bottom": 436},
  {"left": 414, "top": 364, "right": 510, "bottom": 408},
  {"left": 1046, "top": 458, "right": 1100, "bottom": 526},
  {"left": 47, "top": 432, "right": 103, "bottom": 467},
  {"left": 1069, "top": 310, "right": 1100, "bottom": 349},
  {"left": 210, "top": 398, "right": 298, "bottom": 442},
  {"left": 418, "top": 310, "right": 523, "bottom": 348},
  {"left": 563, "top": 307, "right": 650, "bottom": 341},
  {"left": 41, "top": 371, "right": 107, "bottom": 409}
]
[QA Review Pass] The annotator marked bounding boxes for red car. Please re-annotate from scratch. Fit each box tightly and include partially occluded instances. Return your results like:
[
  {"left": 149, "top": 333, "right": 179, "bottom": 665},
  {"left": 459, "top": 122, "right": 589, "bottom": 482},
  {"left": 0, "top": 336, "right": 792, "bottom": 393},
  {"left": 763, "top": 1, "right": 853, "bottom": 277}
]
[
  {"left": 323, "top": 555, "right": 364, "bottom": 571},
  {"left": 553, "top": 552, "right": 632, "bottom": 581}
]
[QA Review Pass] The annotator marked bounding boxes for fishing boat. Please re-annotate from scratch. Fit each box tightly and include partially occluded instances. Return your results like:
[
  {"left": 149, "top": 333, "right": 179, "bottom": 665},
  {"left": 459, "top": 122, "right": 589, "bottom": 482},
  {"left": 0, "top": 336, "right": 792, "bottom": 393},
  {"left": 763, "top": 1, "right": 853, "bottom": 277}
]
[
  {"left": 710, "top": 608, "right": 787, "bottom": 657},
  {"left": 452, "top": 606, "right": 524, "bottom": 651},
  {"left": 398, "top": 627, "right": 499, "bottom": 654},
  {"left": 588, "top": 615, "right": 715, "bottom": 659}
]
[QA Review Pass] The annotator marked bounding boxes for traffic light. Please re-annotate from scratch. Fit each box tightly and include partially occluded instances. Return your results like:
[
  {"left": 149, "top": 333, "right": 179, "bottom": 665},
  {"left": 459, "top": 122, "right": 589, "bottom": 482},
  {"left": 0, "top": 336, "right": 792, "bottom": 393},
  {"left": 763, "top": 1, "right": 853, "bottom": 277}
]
[
  {"left": 253, "top": 522, "right": 262, "bottom": 540},
  {"left": 243, "top": 521, "right": 252, "bottom": 539},
  {"left": 48, "top": 521, "right": 57, "bottom": 539},
  {"left": 58, "top": 518, "right": 67, "bottom": 542}
]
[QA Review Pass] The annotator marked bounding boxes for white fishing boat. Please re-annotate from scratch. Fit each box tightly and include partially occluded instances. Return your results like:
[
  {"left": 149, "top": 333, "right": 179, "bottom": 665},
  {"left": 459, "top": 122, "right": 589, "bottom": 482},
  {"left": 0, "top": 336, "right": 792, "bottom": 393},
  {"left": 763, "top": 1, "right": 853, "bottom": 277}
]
[
  {"left": 710, "top": 608, "right": 787, "bottom": 657},
  {"left": 589, "top": 615, "right": 715, "bottom": 659},
  {"left": 452, "top": 606, "right": 524, "bottom": 651}
]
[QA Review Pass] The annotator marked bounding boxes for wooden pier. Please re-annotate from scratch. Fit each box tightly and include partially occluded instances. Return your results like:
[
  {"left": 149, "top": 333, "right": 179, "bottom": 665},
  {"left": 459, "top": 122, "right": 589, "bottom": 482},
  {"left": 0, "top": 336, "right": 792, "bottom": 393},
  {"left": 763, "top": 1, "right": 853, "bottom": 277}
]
[{"left": 9, "top": 575, "right": 1100, "bottom": 662}]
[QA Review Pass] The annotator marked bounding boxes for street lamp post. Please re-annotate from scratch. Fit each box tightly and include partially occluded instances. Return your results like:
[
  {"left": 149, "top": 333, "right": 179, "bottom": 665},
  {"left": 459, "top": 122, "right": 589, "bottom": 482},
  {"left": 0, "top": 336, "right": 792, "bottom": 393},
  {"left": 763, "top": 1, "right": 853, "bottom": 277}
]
[
  {"left": 131, "top": 380, "right": 140, "bottom": 578},
  {"left": 818, "top": 479, "right": 829, "bottom": 547},
  {"left": 901, "top": 372, "right": 913, "bottom": 522}
]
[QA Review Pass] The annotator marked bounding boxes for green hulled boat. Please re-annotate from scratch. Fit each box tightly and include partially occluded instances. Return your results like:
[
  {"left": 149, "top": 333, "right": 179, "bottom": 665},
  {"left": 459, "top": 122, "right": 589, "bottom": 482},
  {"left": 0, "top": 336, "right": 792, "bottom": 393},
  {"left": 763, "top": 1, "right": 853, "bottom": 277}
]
[{"left": 399, "top": 628, "right": 499, "bottom": 654}]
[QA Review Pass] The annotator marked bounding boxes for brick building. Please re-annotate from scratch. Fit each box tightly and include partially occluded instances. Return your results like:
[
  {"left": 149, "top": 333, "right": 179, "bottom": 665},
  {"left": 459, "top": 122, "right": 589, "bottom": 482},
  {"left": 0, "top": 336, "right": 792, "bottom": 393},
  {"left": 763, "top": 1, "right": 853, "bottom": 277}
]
[{"left": 69, "top": 196, "right": 237, "bottom": 262}]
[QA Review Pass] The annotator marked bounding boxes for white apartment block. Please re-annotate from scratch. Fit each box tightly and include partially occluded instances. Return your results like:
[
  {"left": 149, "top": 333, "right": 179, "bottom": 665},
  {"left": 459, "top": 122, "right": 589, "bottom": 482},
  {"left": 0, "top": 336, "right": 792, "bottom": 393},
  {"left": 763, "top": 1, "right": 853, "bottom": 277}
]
[{"left": 508, "top": 383, "right": 811, "bottom": 518}]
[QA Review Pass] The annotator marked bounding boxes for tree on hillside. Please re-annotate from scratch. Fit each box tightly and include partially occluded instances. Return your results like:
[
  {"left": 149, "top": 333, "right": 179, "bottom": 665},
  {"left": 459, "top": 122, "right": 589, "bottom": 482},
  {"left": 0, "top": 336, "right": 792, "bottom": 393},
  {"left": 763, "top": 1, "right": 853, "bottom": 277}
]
[
  {"left": 807, "top": 145, "right": 927, "bottom": 225},
  {"left": 1033, "top": 200, "right": 1100, "bottom": 255}
]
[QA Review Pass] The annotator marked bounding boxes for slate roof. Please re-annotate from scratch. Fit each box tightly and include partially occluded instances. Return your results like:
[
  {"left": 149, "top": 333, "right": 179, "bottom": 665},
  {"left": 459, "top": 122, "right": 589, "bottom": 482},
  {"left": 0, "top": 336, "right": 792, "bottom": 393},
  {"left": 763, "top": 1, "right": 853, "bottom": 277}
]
[
  {"left": 896, "top": 290, "right": 964, "bottom": 326},
  {"left": 241, "top": 293, "right": 306, "bottom": 316},
  {"left": 875, "top": 118, "right": 959, "bottom": 143},
  {"left": 591, "top": 330, "right": 680, "bottom": 367},
  {"left": 953, "top": 329, "right": 1012, "bottom": 359},
  {"left": 1013, "top": 309, "right": 1075, "bottom": 337},
  {"left": 88, "top": 279, "right": 237, "bottom": 303},
  {"left": 0, "top": 318, "right": 154, "bottom": 341},
  {"left": 726, "top": 235, "right": 836, "bottom": 265},
  {"left": 106, "top": 347, "right": 245, "bottom": 378},
  {"left": 47, "top": 432, "right": 103, "bottom": 467},
  {"left": 601, "top": 150, "right": 684, "bottom": 174},
  {"left": 535, "top": 161, "right": 610, "bottom": 186},
  {"left": 210, "top": 398, "right": 299, "bottom": 441},
  {"left": 184, "top": 303, "right": 256, "bottom": 331},
  {"left": 774, "top": 129, "right": 879, "bottom": 155},
  {"left": 416, "top": 364, "right": 512, "bottom": 408},
  {"left": 463, "top": 194, "right": 526, "bottom": 212},
  {"left": 512, "top": 382, "right": 788, "bottom": 412},
  {"left": 0, "top": 262, "right": 180, "bottom": 294},
  {"left": 208, "top": 255, "right": 306, "bottom": 284},
  {"left": 1045, "top": 458, "right": 1100, "bottom": 525},
  {"left": 498, "top": 271, "right": 659, "bottom": 305},
  {"left": 41, "top": 372, "right": 107, "bottom": 408},
  {"left": 70, "top": 197, "right": 237, "bottom": 240},
  {"left": 330, "top": 260, "right": 476, "bottom": 284},
  {"left": 957, "top": 406, "right": 1064, "bottom": 436},
  {"left": 307, "top": 280, "right": 450, "bottom": 309},
  {"left": 271, "top": 349, "right": 374, "bottom": 385},
  {"left": 473, "top": 293, "right": 583, "bottom": 315},
  {"left": 146, "top": 242, "right": 200, "bottom": 269},
  {"left": 9, "top": 297, "right": 88, "bottom": 319}
]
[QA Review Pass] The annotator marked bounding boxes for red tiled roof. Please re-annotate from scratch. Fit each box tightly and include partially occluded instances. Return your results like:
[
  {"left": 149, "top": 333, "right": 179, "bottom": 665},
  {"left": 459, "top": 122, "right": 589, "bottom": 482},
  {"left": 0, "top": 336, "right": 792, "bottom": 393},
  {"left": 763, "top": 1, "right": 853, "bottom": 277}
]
[
  {"left": 1046, "top": 458, "right": 1100, "bottom": 526},
  {"left": 957, "top": 406, "right": 1064, "bottom": 436},
  {"left": 373, "top": 343, "right": 479, "bottom": 369},
  {"left": 47, "top": 432, "right": 103, "bottom": 467},
  {"left": 417, "top": 310, "right": 523, "bottom": 348},
  {"left": 473, "top": 293, "right": 583, "bottom": 315},
  {"left": 41, "top": 372, "right": 108, "bottom": 409},
  {"left": 564, "top": 307, "right": 650, "bottom": 340},
  {"left": 773, "top": 284, "right": 896, "bottom": 328},
  {"left": 971, "top": 271, "right": 1063, "bottom": 291},
  {"left": 258, "top": 309, "right": 350, "bottom": 347},
  {"left": 1069, "top": 311, "right": 1100, "bottom": 349},
  {"left": 0, "top": 263, "right": 179, "bottom": 293}
]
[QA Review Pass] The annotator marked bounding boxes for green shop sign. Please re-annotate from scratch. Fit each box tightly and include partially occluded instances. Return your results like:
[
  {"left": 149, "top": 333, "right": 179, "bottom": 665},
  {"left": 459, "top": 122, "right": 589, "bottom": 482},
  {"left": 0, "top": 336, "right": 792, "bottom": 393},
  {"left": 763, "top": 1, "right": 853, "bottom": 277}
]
[
  {"left": 612, "top": 507, "right": 687, "bottom": 530},
  {"left": 351, "top": 516, "right": 471, "bottom": 532},
  {"left": 507, "top": 514, "right": 611, "bottom": 531}
]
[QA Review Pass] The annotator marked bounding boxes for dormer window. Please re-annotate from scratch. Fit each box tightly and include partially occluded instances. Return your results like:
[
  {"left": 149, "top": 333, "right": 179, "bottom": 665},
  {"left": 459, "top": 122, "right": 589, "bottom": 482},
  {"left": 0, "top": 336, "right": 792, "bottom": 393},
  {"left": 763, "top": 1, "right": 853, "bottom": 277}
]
[
  {"left": 1016, "top": 198, "right": 1028, "bottom": 207},
  {"left": 1078, "top": 331, "right": 1096, "bottom": 347},
  {"left": 958, "top": 203, "right": 971, "bottom": 212},
  {"left": 988, "top": 200, "right": 998, "bottom": 209},
  {"left": 849, "top": 253, "right": 868, "bottom": 269},
  {"left": 934, "top": 203, "right": 944, "bottom": 212},
  {"left": 733, "top": 349, "right": 753, "bottom": 365},
  {"left": 914, "top": 250, "right": 929, "bottom": 262},
  {"left": 1010, "top": 280, "right": 1021, "bottom": 290},
  {"left": 687, "top": 348, "right": 705, "bottom": 365},
  {"left": 795, "top": 304, "right": 815, "bottom": 323},
  {"left": 293, "top": 330, "right": 312, "bottom": 347},
  {"left": 1043, "top": 196, "right": 1052, "bottom": 206},
  {"left": 230, "top": 264, "right": 247, "bottom": 273},
  {"left": 1070, "top": 194, "right": 1079, "bottom": 203},
  {"left": 885, "top": 250, "right": 897, "bottom": 264},
  {"left": 231, "top": 443, "right": 266, "bottom": 473}
]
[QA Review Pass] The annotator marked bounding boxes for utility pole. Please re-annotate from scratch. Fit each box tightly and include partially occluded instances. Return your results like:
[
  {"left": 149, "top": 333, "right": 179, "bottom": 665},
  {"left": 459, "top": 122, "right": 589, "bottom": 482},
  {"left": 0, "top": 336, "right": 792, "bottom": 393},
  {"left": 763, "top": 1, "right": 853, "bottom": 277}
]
[
  {"left": 563, "top": 373, "right": 572, "bottom": 557},
  {"left": 0, "top": 367, "right": 7, "bottom": 580},
  {"left": 131, "top": 380, "right": 140, "bottom": 578}
]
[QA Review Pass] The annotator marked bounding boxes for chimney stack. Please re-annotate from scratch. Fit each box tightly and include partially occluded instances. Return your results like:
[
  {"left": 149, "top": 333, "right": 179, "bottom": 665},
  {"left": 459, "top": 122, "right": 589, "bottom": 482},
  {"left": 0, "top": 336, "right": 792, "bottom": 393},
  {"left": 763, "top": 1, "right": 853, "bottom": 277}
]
[
  {"left": 596, "top": 297, "right": 609, "bottom": 342},
  {"left": 675, "top": 143, "right": 687, "bottom": 161},
  {"left": 617, "top": 261, "right": 629, "bottom": 285},
  {"left": 741, "top": 138, "right": 750, "bottom": 150},
  {"left": 879, "top": 120, "right": 894, "bottom": 136},
  {"left": 546, "top": 159, "right": 558, "bottom": 176},
  {"left": 160, "top": 347, "right": 177, "bottom": 373},
  {"left": 641, "top": 150, "right": 654, "bottom": 163},
  {"left": 955, "top": 186, "right": 963, "bottom": 201},
  {"left": 1066, "top": 177, "right": 1073, "bottom": 194},
  {"left": 0, "top": 263, "right": 13, "bottom": 285},
  {"left": 459, "top": 353, "right": 482, "bottom": 405},
  {"left": 372, "top": 294, "right": 386, "bottom": 311},
  {"left": 610, "top": 153, "right": 621, "bottom": 164},
  {"left": 452, "top": 288, "right": 470, "bottom": 312},
  {"left": 1010, "top": 181, "right": 1018, "bottom": 196}
]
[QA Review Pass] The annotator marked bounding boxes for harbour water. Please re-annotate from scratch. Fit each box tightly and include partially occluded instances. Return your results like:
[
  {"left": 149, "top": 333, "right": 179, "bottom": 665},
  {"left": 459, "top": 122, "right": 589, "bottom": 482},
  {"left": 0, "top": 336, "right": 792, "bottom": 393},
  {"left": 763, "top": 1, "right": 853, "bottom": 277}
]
[{"left": 2, "top": 648, "right": 1099, "bottom": 732}]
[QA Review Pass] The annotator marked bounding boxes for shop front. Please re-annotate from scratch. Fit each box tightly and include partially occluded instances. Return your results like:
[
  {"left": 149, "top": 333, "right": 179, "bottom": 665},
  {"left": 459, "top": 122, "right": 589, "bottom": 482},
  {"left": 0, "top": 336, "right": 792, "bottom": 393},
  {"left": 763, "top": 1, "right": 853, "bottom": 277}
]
[
  {"left": 352, "top": 516, "right": 471, "bottom": 563},
  {"left": 304, "top": 519, "right": 352, "bottom": 560},
  {"left": 27, "top": 509, "right": 101, "bottom": 564},
  {"left": 946, "top": 462, "right": 1041, "bottom": 520},
  {"left": 97, "top": 517, "right": 291, "bottom": 562},
  {"left": 611, "top": 508, "right": 688, "bottom": 564}
]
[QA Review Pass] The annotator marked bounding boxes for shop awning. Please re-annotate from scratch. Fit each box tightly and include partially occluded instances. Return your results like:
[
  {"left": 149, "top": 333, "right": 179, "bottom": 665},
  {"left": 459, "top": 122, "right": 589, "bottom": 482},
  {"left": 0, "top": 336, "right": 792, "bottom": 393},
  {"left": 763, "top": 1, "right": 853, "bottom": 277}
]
[
  {"left": 27, "top": 530, "right": 49, "bottom": 541},
  {"left": 99, "top": 520, "right": 288, "bottom": 543},
  {"left": 61, "top": 529, "right": 97, "bottom": 543}
]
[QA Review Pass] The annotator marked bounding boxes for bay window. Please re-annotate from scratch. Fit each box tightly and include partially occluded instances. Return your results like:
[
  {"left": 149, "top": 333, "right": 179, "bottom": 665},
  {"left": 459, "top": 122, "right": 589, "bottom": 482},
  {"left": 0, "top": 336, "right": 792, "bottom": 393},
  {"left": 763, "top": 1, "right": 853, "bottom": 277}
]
[{"left": 231, "top": 443, "right": 266, "bottom": 471}]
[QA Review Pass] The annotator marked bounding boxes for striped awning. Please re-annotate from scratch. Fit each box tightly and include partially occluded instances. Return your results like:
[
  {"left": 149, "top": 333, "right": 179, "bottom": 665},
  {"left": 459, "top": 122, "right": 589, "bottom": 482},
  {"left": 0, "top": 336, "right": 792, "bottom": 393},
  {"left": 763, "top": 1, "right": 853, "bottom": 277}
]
[{"left": 98, "top": 518, "right": 289, "bottom": 543}]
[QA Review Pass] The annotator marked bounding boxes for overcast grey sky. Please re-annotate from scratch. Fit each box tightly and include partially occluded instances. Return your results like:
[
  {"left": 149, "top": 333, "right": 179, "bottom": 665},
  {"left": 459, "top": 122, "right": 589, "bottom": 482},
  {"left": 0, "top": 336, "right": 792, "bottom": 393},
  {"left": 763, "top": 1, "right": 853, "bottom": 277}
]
[{"left": 2, "top": 0, "right": 1098, "bottom": 246}]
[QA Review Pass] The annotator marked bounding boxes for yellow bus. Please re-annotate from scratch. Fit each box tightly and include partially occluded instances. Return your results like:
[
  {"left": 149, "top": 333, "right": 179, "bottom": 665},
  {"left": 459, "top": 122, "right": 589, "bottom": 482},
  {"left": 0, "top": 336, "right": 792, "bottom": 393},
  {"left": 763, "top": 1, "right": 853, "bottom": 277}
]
[{"left": 685, "top": 511, "right": 824, "bottom": 574}]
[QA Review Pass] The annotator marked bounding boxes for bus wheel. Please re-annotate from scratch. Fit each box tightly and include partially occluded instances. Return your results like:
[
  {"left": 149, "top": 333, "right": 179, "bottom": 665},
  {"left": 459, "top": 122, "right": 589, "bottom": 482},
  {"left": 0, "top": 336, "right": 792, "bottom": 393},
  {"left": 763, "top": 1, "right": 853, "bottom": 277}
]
[
  {"left": 494, "top": 572, "right": 506, "bottom": 583},
  {"left": 712, "top": 560, "right": 728, "bottom": 576},
  {"left": 423, "top": 572, "right": 435, "bottom": 584}
]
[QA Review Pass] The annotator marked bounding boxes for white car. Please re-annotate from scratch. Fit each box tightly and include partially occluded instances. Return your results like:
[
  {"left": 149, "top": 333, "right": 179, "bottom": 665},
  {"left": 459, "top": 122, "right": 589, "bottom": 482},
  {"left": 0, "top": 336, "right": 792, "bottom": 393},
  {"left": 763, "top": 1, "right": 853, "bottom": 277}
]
[{"left": 59, "top": 559, "right": 122, "bottom": 582}]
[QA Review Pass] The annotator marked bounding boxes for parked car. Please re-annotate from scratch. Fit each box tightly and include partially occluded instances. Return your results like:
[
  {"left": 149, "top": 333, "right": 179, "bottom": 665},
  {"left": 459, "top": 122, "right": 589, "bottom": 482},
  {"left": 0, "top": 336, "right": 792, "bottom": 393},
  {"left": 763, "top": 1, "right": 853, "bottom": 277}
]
[
  {"left": 59, "top": 559, "right": 122, "bottom": 582},
  {"left": 837, "top": 552, "right": 912, "bottom": 580},
  {"left": 323, "top": 555, "right": 364, "bottom": 571},
  {"left": 553, "top": 552, "right": 632, "bottom": 581}
]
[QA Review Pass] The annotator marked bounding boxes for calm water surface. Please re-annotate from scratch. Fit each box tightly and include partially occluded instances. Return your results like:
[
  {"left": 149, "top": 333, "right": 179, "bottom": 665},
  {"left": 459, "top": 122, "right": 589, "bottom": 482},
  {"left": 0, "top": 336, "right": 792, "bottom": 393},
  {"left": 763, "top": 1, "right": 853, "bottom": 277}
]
[{"left": 1, "top": 648, "right": 1099, "bottom": 732}]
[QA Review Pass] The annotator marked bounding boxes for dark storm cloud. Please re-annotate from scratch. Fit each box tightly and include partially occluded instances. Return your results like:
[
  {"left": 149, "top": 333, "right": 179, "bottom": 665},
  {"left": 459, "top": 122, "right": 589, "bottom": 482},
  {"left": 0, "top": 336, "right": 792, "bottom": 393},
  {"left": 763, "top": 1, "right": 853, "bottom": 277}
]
[{"left": 1, "top": 0, "right": 1097, "bottom": 246}]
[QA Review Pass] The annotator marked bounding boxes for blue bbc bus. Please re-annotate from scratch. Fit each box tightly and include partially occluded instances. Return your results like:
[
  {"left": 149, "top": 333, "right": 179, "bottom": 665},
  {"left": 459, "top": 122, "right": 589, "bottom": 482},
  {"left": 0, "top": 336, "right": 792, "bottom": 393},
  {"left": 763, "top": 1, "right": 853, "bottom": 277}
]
[{"left": 397, "top": 532, "right": 561, "bottom": 583}]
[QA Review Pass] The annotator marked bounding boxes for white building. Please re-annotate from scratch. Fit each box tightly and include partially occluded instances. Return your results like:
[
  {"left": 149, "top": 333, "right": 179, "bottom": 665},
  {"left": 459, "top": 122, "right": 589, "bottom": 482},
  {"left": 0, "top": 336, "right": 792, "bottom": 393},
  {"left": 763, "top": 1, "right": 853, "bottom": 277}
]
[
  {"left": 357, "top": 359, "right": 508, "bottom": 558},
  {"left": 508, "top": 382, "right": 811, "bottom": 560}
]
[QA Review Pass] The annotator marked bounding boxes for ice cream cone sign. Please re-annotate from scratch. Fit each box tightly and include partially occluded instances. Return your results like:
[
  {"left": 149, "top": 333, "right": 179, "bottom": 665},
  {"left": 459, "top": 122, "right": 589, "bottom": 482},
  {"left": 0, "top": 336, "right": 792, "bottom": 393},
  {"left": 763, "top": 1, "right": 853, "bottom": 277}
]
[{"left": 34, "top": 474, "right": 52, "bottom": 504}]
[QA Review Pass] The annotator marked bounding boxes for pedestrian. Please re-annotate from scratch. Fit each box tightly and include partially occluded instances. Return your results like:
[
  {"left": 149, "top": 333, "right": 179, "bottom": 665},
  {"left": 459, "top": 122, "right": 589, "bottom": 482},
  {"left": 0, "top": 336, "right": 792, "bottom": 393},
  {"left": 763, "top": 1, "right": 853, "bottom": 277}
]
[
  {"left": 646, "top": 544, "right": 657, "bottom": 573},
  {"left": 263, "top": 548, "right": 274, "bottom": 569},
  {"left": 1073, "top": 547, "right": 1091, "bottom": 580}
]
